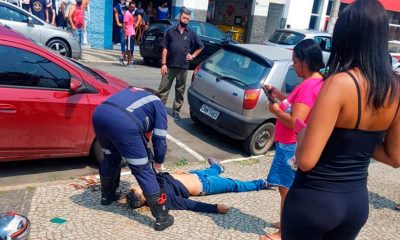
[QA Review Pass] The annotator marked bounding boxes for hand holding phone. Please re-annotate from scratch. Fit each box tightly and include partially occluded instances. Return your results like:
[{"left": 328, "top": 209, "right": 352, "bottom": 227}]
[{"left": 262, "top": 85, "right": 277, "bottom": 104}]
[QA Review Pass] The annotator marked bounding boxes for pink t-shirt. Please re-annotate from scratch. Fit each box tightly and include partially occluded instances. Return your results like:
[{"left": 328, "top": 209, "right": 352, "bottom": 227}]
[
  {"left": 274, "top": 77, "right": 323, "bottom": 144},
  {"left": 124, "top": 10, "right": 136, "bottom": 37}
]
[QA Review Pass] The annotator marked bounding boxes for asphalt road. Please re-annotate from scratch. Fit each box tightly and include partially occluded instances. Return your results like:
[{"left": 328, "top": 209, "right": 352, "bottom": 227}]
[{"left": 0, "top": 59, "right": 250, "bottom": 188}]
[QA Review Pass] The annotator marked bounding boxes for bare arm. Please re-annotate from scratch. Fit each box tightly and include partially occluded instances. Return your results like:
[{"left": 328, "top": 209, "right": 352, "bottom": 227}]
[
  {"left": 295, "top": 75, "right": 344, "bottom": 172},
  {"left": 68, "top": 5, "right": 76, "bottom": 30},
  {"left": 114, "top": 8, "right": 121, "bottom": 26},
  {"left": 161, "top": 48, "right": 168, "bottom": 65},
  {"left": 270, "top": 103, "right": 311, "bottom": 129},
  {"left": 192, "top": 47, "right": 203, "bottom": 59},
  {"left": 60, "top": 2, "right": 66, "bottom": 17},
  {"left": 372, "top": 113, "right": 400, "bottom": 168}
]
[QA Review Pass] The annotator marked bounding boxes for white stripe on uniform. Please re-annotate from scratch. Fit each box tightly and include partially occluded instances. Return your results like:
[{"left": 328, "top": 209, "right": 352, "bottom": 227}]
[
  {"left": 122, "top": 156, "right": 148, "bottom": 166},
  {"left": 126, "top": 95, "right": 160, "bottom": 112},
  {"left": 153, "top": 128, "right": 167, "bottom": 137}
]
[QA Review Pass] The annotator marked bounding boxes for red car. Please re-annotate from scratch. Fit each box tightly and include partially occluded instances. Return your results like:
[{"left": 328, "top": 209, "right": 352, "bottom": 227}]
[{"left": 0, "top": 25, "right": 130, "bottom": 163}]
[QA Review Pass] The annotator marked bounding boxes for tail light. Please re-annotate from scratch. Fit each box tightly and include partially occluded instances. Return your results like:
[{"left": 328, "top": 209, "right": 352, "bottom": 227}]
[
  {"left": 243, "top": 89, "right": 261, "bottom": 110},
  {"left": 191, "top": 64, "right": 201, "bottom": 82}
]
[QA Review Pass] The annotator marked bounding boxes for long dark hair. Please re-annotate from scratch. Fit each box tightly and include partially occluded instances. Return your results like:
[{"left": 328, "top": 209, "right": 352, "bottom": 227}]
[
  {"left": 293, "top": 39, "right": 325, "bottom": 72},
  {"left": 325, "top": 0, "right": 398, "bottom": 109}
]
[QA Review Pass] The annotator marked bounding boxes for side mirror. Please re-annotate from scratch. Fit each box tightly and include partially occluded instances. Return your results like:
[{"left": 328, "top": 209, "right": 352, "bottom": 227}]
[
  {"left": 70, "top": 78, "right": 83, "bottom": 94},
  {"left": 27, "top": 17, "right": 34, "bottom": 27}
]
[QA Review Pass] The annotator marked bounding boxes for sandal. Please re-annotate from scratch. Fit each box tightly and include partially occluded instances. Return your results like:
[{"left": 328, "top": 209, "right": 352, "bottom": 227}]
[{"left": 395, "top": 204, "right": 400, "bottom": 211}]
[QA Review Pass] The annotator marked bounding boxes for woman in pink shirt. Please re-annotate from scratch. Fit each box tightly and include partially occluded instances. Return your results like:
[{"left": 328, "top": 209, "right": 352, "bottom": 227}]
[{"left": 261, "top": 39, "right": 325, "bottom": 240}]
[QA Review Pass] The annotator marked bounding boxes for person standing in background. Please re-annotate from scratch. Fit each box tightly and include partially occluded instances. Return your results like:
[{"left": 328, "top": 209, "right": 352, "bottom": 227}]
[
  {"left": 82, "top": 0, "right": 90, "bottom": 46},
  {"left": 121, "top": 1, "right": 137, "bottom": 67},
  {"left": 22, "top": 0, "right": 30, "bottom": 11},
  {"left": 30, "top": 0, "right": 48, "bottom": 21},
  {"left": 46, "top": 0, "right": 56, "bottom": 26},
  {"left": 59, "top": 0, "right": 75, "bottom": 29},
  {"left": 146, "top": 1, "right": 156, "bottom": 22},
  {"left": 157, "top": 1, "right": 169, "bottom": 20},
  {"left": 68, "top": 0, "right": 84, "bottom": 46}
]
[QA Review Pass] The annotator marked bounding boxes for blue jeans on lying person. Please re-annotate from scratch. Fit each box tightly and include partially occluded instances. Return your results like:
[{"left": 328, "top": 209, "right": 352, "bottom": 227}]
[{"left": 189, "top": 164, "right": 265, "bottom": 195}]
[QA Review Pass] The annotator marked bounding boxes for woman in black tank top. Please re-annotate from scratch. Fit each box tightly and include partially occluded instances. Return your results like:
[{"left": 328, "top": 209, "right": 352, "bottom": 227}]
[{"left": 281, "top": 1, "right": 400, "bottom": 239}]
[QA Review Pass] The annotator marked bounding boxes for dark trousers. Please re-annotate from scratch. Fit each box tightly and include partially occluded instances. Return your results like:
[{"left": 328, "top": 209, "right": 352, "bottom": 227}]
[
  {"left": 92, "top": 104, "right": 160, "bottom": 195},
  {"left": 281, "top": 183, "right": 369, "bottom": 240},
  {"left": 158, "top": 67, "right": 188, "bottom": 112}
]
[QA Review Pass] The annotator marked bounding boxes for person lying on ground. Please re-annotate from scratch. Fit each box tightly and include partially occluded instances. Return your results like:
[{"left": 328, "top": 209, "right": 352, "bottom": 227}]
[{"left": 125, "top": 157, "right": 269, "bottom": 214}]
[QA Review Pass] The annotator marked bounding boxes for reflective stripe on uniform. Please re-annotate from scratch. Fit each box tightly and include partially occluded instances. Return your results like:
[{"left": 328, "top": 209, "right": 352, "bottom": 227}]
[
  {"left": 153, "top": 128, "right": 167, "bottom": 137},
  {"left": 126, "top": 95, "right": 160, "bottom": 112},
  {"left": 102, "top": 148, "right": 111, "bottom": 154},
  {"left": 122, "top": 156, "right": 148, "bottom": 166}
]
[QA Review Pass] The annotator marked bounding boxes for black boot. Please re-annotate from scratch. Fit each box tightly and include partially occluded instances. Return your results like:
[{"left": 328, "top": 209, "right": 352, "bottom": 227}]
[
  {"left": 144, "top": 191, "right": 174, "bottom": 231},
  {"left": 100, "top": 176, "right": 119, "bottom": 205},
  {"left": 113, "top": 169, "right": 121, "bottom": 195}
]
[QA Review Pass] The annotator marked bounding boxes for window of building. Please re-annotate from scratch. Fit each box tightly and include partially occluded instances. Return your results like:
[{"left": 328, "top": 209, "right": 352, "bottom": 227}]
[{"left": 0, "top": 46, "right": 70, "bottom": 89}]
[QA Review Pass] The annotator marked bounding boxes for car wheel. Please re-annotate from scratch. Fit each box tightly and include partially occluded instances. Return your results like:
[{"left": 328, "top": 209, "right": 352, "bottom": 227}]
[
  {"left": 90, "top": 140, "right": 103, "bottom": 165},
  {"left": 47, "top": 39, "right": 71, "bottom": 57},
  {"left": 244, "top": 122, "right": 275, "bottom": 156}
]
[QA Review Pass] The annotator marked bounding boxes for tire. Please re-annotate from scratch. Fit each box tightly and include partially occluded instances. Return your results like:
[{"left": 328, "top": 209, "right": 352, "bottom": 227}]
[
  {"left": 243, "top": 122, "right": 275, "bottom": 156},
  {"left": 90, "top": 140, "right": 103, "bottom": 165},
  {"left": 47, "top": 39, "right": 71, "bottom": 58}
]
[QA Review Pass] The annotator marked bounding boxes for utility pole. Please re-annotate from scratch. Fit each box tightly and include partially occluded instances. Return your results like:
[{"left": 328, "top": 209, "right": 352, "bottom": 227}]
[{"left": 326, "top": 0, "right": 341, "bottom": 33}]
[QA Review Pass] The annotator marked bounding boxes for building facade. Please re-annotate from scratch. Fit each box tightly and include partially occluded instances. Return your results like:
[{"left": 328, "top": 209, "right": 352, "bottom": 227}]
[{"left": 87, "top": 0, "right": 400, "bottom": 50}]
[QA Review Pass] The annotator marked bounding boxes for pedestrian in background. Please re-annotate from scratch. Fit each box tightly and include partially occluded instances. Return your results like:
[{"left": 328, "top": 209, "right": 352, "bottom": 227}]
[
  {"left": 21, "top": 0, "right": 30, "bottom": 11},
  {"left": 68, "top": 0, "right": 84, "bottom": 46},
  {"left": 46, "top": 0, "right": 56, "bottom": 26},
  {"left": 157, "top": 1, "right": 169, "bottom": 20},
  {"left": 260, "top": 39, "right": 325, "bottom": 240},
  {"left": 146, "top": 1, "right": 156, "bottom": 22},
  {"left": 157, "top": 7, "right": 203, "bottom": 121},
  {"left": 82, "top": 0, "right": 90, "bottom": 46},
  {"left": 281, "top": 0, "right": 400, "bottom": 239},
  {"left": 92, "top": 87, "right": 174, "bottom": 231},
  {"left": 30, "top": 0, "right": 48, "bottom": 21},
  {"left": 120, "top": 1, "right": 137, "bottom": 67},
  {"left": 59, "top": 0, "right": 75, "bottom": 29}
]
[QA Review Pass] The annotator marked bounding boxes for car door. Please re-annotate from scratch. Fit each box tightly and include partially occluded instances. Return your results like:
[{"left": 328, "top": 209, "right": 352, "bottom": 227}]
[
  {"left": 314, "top": 36, "right": 332, "bottom": 64},
  {"left": 198, "top": 23, "right": 227, "bottom": 62},
  {"left": 0, "top": 43, "right": 90, "bottom": 160},
  {"left": 0, "top": 4, "right": 42, "bottom": 43}
]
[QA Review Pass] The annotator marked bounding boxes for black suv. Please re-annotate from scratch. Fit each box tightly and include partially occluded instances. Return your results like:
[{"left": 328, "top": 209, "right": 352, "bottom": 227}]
[{"left": 140, "top": 19, "right": 235, "bottom": 67}]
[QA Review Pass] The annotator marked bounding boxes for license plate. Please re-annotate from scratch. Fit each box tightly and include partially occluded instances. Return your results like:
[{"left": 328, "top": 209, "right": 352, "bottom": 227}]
[
  {"left": 146, "top": 36, "right": 156, "bottom": 41},
  {"left": 200, "top": 104, "right": 220, "bottom": 120}
]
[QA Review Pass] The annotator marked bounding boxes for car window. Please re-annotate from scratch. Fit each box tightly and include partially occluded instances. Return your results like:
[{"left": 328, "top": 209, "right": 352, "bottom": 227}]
[
  {"left": 188, "top": 22, "right": 203, "bottom": 36},
  {"left": 282, "top": 67, "right": 302, "bottom": 93},
  {"left": 0, "top": 5, "right": 28, "bottom": 23},
  {"left": 314, "top": 36, "right": 332, "bottom": 52},
  {"left": 204, "top": 23, "right": 225, "bottom": 40},
  {"left": 203, "top": 49, "right": 270, "bottom": 86},
  {"left": 268, "top": 31, "right": 305, "bottom": 46},
  {"left": 0, "top": 46, "right": 70, "bottom": 89}
]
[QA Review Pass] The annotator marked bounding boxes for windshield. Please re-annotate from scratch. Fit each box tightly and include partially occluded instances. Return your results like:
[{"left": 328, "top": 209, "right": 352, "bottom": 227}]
[
  {"left": 203, "top": 49, "right": 270, "bottom": 86},
  {"left": 268, "top": 31, "right": 305, "bottom": 46}
]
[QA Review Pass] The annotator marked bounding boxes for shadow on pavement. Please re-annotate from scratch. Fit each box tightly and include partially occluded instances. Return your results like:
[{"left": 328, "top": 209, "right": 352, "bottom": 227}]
[
  {"left": 69, "top": 181, "right": 155, "bottom": 229},
  {"left": 369, "top": 191, "right": 399, "bottom": 210},
  {"left": 200, "top": 207, "right": 269, "bottom": 235}
]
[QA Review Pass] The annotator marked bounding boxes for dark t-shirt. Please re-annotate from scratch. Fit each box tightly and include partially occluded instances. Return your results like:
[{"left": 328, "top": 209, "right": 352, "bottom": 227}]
[
  {"left": 162, "top": 26, "right": 204, "bottom": 69},
  {"left": 156, "top": 172, "right": 218, "bottom": 213},
  {"left": 30, "top": 0, "right": 47, "bottom": 21}
]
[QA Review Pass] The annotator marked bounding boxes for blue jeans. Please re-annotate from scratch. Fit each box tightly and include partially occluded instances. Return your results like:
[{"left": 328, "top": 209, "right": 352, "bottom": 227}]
[
  {"left": 74, "top": 29, "right": 84, "bottom": 46},
  {"left": 190, "top": 164, "right": 265, "bottom": 195},
  {"left": 119, "top": 28, "right": 125, "bottom": 54}
]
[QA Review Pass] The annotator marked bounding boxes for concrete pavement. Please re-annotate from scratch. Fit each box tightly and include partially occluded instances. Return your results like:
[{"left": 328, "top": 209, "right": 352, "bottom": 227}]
[{"left": 1, "top": 154, "right": 399, "bottom": 240}]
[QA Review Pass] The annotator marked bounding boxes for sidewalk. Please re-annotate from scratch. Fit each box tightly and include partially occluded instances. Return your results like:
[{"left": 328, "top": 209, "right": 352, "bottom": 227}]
[
  {"left": 1, "top": 155, "right": 399, "bottom": 239},
  {"left": 80, "top": 45, "right": 142, "bottom": 63}
]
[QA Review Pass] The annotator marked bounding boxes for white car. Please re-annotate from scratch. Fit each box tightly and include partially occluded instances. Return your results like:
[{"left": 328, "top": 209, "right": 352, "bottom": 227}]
[
  {"left": 263, "top": 29, "right": 332, "bottom": 64},
  {"left": 0, "top": 1, "right": 81, "bottom": 58}
]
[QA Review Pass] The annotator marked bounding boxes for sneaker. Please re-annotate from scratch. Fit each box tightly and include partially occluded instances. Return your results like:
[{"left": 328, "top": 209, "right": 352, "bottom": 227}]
[
  {"left": 207, "top": 157, "right": 224, "bottom": 173},
  {"left": 126, "top": 64, "right": 136, "bottom": 68},
  {"left": 116, "top": 57, "right": 124, "bottom": 65},
  {"left": 172, "top": 111, "right": 181, "bottom": 121}
]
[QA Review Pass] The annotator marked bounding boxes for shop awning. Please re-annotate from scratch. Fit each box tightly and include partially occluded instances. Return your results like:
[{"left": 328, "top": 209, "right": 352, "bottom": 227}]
[{"left": 341, "top": 0, "right": 400, "bottom": 12}]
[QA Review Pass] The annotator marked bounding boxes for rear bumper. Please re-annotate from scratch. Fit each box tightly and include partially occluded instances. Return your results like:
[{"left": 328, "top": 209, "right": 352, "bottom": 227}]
[
  {"left": 188, "top": 87, "right": 264, "bottom": 140},
  {"left": 140, "top": 43, "right": 162, "bottom": 59}
]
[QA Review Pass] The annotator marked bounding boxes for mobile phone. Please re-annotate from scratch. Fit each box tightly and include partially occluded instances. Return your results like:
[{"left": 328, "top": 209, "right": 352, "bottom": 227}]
[
  {"left": 262, "top": 85, "right": 277, "bottom": 104},
  {"left": 294, "top": 118, "right": 307, "bottom": 134}
]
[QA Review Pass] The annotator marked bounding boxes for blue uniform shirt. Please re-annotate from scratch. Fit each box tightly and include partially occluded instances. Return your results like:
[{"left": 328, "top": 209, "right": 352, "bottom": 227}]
[
  {"left": 104, "top": 87, "right": 168, "bottom": 164},
  {"left": 30, "top": 0, "right": 47, "bottom": 21}
]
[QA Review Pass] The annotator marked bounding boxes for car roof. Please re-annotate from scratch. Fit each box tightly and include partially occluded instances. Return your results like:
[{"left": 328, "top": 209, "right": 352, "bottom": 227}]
[
  {"left": 236, "top": 44, "right": 293, "bottom": 61},
  {"left": 275, "top": 29, "right": 331, "bottom": 37}
]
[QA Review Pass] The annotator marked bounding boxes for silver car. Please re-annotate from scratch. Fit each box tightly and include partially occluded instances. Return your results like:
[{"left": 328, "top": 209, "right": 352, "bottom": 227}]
[
  {"left": 263, "top": 29, "right": 331, "bottom": 64},
  {"left": 0, "top": 1, "right": 81, "bottom": 58},
  {"left": 188, "top": 44, "right": 299, "bottom": 155}
]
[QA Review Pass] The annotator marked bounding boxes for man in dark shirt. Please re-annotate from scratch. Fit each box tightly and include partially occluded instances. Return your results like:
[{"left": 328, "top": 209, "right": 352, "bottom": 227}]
[
  {"left": 126, "top": 158, "right": 268, "bottom": 213},
  {"left": 30, "top": 0, "right": 48, "bottom": 21},
  {"left": 157, "top": 6, "right": 204, "bottom": 121}
]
